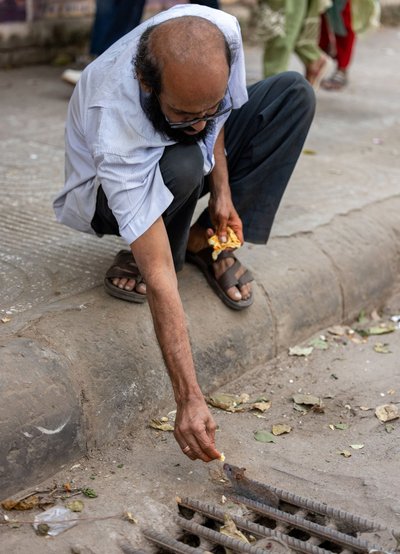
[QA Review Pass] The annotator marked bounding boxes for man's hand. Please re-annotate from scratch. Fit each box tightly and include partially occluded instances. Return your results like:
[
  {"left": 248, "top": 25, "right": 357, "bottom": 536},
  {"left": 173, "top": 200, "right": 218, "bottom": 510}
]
[
  {"left": 208, "top": 193, "right": 244, "bottom": 245},
  {"left": 174, "top": 395, "right": 221, "bottom": 462}
]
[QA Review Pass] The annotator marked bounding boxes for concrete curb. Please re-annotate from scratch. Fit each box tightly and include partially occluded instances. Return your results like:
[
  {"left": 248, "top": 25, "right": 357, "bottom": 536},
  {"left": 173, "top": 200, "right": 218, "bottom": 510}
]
[{"left": 1, "top": 195, "right": 399, "bottom": 500}]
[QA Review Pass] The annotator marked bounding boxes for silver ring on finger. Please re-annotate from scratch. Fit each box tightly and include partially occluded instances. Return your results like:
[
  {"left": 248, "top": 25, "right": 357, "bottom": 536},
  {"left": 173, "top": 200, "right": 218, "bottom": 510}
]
[{"left": 182, "top": 445, "right": 191, "bottom": 453}]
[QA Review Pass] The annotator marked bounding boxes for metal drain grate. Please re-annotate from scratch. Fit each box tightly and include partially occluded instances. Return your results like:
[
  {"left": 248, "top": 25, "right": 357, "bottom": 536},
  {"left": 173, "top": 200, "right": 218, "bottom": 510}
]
[{"left": 142, "top": 478, "right": 397, "bottom": 554}]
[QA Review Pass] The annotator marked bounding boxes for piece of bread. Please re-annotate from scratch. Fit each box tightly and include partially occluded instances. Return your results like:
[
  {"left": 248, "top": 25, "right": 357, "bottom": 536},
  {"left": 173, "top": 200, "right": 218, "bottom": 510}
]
[{"left": 207, "top": 227, "right": 241, "bottom": 261}]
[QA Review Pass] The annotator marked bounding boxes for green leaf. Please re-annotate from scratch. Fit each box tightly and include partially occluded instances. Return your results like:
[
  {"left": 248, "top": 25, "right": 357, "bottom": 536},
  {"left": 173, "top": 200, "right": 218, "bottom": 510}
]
[
  {"left": 334, "top": 423, "right": 348, "bottom": 430},
  {"left": 308, "top": 337, "right": 329, "bottom": 350},
  {"left": 292, "top": 394, "right": 321, "bottom": 406},
  {"left": 81, "top": 487, "right": 97, "bottom": 498},
  {"left": 254, "top": 430, "right": 277, "bottom": 443},
  {"left": 373, "top": 342, "right": 391, "bottom": 354}
]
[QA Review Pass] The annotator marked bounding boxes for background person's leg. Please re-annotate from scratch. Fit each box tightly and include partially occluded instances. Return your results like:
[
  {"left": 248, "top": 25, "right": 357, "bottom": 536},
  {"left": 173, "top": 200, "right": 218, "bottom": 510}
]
[
  {"left": 90, "top": 0, "right": 146, "bottom": 56},
  {"left": 197, "top": 73, "right": 315, "bottom": 244},
  {"left": 335, "top": 0, "right": 355, "bottom": 70},
  {"left": 190, "top": 0, "right": 219, "bottom": 8},
  {"left": 262, "top": 0, "right": 307, "bottom": 77}
]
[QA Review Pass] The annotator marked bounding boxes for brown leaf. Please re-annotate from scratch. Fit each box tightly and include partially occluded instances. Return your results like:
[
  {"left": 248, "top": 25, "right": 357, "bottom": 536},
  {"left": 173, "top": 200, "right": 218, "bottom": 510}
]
[
  {"left": 271, "top": 424, "right": 292, "bottom": 436},
  {"left": 375, "top": 404, "right": 399, "bottom": 422},
  {"left": 1, "top": 495, "right": 39, "bottom": 511}
]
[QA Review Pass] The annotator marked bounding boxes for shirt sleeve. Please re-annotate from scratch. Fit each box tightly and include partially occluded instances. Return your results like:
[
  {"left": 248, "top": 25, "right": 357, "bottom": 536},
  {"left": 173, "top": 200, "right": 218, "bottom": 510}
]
[
  {"left": 93, "top": 148, "right": 173, "bottom": 245},
  {"left": 88, "top": 102, "right": 174, "bottom": 245}
]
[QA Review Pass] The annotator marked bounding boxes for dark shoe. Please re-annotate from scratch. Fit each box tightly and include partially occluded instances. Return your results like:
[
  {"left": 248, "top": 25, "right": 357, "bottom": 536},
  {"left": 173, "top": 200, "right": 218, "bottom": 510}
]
[
  {"left": 104, "top": 250, "right": 146, "bottom": 303},
  {"left": 186, "top": 248, "right": 254, "bottom": 310}
]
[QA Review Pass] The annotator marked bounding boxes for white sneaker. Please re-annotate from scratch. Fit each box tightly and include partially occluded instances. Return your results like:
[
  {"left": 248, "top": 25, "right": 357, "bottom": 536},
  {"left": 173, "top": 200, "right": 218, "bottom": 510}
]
[{"left": 61, "top": 69, "right": 82, "bottom": 86}]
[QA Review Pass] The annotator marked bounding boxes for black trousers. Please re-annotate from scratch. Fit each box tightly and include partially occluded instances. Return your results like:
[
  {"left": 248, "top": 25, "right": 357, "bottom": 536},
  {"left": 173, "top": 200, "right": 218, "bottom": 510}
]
[{"left": 91, "top": 72, "right": 316, "bottom": 271}]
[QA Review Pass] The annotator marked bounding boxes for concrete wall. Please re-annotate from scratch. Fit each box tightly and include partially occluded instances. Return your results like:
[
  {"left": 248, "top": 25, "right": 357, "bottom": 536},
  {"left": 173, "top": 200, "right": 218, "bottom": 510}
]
[
  {"left": 0, "top": 0, "right": 94, "bottom": 66},
  {"left": 0, "top": 0, "right": 250, "bottom": 67},
  {"left": 1, "top": 0, "right": 399, "bottom": 68}
]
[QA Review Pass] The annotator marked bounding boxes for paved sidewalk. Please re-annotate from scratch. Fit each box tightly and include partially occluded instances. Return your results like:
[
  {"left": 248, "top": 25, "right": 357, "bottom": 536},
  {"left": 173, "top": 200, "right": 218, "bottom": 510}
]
[{"left": 0, "top": 26, "right": 399, "bottom": 500}]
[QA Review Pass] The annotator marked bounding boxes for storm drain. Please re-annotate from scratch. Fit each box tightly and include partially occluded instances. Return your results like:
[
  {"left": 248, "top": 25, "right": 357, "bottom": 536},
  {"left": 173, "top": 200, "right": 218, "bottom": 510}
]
[{"left": 142, "top": 478, "right": 397, "bottom": 554}]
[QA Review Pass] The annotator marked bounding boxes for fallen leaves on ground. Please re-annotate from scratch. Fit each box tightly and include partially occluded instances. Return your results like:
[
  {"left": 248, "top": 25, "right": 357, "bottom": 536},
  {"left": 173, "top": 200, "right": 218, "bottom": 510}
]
[
  {"left": 329, "top": 423, "right": 348, "bottom": 430},
  {"left": 292, "top": 394, "right": 321, "bottom": 406},
  {"left": 123, "top": 511, "right": 138, "bottom": 524},
  {"left": 253, "top": 430, "right": 277, "bottom": 443},
  {"left": 375, "top": 404, "right": 399, "bottom": 422},
  {"left": 308, "top": 336, "right": 329, "bottom": 350},
  {"left": 220, "top": 514, "right": 250, "bottom": 543},
  {"left": 373, "top": 342, "right": 391, "bottom": 354},
  {"left": 81, "top": 488, "right": 97, "bottom": 499},
  {"left": 149, "top": 410, "right": 176, "bottom": 432},
  {"left": 207, "top": 393, "right": 271, "bottom": 413},
  {"left": 1, "top": 495, "right": 40, "bottom": 511},
  {"left": 271, "top": 424, "right": 292, "bottom": 436},
  {"left": 356, "top": 323, "right": 395, "bottom": 337},
  {"left": 340, "top": 450, "right": 352, "bottom": 458},
  {"left": 66, "top": 500, "right": 84, "bottom": 512},
  {"left": 289, "top": 345, "right": 313, "bottom": 357}
]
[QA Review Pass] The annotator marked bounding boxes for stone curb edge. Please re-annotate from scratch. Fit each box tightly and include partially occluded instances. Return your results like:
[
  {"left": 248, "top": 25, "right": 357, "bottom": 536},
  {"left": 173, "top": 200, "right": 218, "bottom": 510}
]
[{"left": 1, "top": 195, "right": 399, "bottom": 500}]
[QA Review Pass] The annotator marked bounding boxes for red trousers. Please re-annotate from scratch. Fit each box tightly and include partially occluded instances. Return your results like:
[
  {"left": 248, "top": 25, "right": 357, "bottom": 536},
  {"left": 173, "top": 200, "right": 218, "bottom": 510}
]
[{"left": 319, "top": 1, "right": 355, "bottom": 70}]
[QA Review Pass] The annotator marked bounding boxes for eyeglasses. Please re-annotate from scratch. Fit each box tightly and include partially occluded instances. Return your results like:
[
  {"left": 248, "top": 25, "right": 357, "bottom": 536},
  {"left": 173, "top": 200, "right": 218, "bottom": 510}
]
[{"left": 158, "top": 89, "right": 233, "bottom": 130}]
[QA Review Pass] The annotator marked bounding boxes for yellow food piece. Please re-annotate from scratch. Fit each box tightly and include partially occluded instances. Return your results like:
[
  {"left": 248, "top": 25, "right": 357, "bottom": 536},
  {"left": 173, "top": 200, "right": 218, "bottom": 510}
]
[
  {"left": 208, "top": 227, "right": 241, "bottom": 261},
  {"left": 219, "top": 452, "right": 225, "bottom": 462}
]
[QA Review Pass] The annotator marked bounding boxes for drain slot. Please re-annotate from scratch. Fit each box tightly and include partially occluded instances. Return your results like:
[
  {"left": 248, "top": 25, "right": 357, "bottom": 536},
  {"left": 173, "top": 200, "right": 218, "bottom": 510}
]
[{"left": 142, "top": 480, "right": 396, "bottom": 554}]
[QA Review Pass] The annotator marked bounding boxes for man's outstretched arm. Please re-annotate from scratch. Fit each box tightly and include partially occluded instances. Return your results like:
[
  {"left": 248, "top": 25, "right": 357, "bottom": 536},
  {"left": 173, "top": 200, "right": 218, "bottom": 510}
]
[{"left": 131, "top": 217, "right": 221, "bottom": 462}]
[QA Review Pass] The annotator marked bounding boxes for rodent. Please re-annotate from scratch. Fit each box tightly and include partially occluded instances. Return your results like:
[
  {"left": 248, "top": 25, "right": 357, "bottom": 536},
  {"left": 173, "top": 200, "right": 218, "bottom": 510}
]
[{"left": 223, "top": 463, "right": 280, "bottom": 508}]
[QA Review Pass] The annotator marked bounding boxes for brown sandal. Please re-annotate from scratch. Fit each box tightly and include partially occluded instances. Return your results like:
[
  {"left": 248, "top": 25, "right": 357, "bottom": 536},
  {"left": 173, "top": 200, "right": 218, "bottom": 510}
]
[
  {"left": 186, "top": 248, "right": 254, "bottom": 310},
  {"left": 104, "top": 250, "right": 146, "bottom": 303}
]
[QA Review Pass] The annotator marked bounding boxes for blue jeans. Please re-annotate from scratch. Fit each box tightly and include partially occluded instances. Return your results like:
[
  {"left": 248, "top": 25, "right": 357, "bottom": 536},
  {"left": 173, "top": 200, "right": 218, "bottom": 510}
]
[{"left": 90, "top": 0, "right": 220, "bottom": 56}]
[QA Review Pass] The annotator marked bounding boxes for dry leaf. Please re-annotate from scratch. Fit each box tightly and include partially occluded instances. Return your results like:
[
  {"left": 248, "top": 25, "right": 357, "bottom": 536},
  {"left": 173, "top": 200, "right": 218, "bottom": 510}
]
[
  {"left": 375, "top": 404, "right": 399, "bottom": 422},
  {"left": 373, "top": 342, "right": 391, "bottom": 354},
  {"left": 1, "top": 317, "right": 11, "bottom": 323},
  {"left": 327, "top": 325, "right": 348, "bottom": 336},
  {"left": 207, "top": 393, "right": 246, "bottom": 412},
  {"left": 252, "top": 401, "right": 271, "bottom": 412},
  {"left": 289, "top": 345, "right": 313, "bottom": 357},
  {"left": 66, "top": 500, "right": 84, "bottom": 512},
  {"left": 123, "top": 511, "right": 138, "bottom": 524},
  {"left": 220, "top": 514, "right": 249, "bottom": 543},
  {"left": 1, "top": 495, "right": 39, "bottom": 511},
  {"left": 292, "top": 394, "right": 321, "bottom": 406},
  {"left": 149, "top": 418, "right": 174, "bottom": 431},
  {"left": 271, "top": 424, "right": 291, "bottom": 436},
  {"left": 340, "top": 450, "right": 352, "bottom": 458}
]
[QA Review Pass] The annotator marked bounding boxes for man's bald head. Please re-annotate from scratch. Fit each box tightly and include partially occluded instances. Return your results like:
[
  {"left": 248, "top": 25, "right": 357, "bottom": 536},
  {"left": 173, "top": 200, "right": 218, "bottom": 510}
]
[{"left": 134, "top": 16, "right": 232, "bottom": 94}]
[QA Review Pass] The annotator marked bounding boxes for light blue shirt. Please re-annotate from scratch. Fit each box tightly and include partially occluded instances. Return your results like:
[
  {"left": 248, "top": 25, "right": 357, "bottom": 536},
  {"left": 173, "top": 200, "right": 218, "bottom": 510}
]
[{"left": 53, "top": 4, "right": 248, "bottom": 245}]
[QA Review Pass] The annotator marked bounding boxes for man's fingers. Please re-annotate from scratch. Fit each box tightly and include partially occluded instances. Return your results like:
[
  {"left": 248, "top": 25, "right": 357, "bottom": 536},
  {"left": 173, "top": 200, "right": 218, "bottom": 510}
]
[{"left": 175, "top": 428, "right": 219, "bottom": 462}]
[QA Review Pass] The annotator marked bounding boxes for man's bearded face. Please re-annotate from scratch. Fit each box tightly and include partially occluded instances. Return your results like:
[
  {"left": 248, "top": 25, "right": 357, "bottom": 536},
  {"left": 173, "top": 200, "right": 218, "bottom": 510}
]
[{"left": 142, "top": 91, "right": 215, "bottom": 145}]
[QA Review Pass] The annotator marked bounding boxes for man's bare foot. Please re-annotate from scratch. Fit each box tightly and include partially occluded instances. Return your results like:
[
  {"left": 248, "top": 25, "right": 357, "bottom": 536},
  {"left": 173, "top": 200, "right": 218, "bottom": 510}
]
[
  {"left": 112, "top": 276, "right": 146, "bottom": 295},
  {"left": 305, "top": 54, "right": 331, "bottom": 89},
  {"left": 187, "top": 223, "right": 251, "bottom": 303},
  {"left": 104, "top": 250, "right": 147, "bottom": 302}
]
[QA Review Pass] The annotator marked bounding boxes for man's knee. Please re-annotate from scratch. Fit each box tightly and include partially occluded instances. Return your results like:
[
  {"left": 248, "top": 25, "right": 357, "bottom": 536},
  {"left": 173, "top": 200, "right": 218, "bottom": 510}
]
[
  {"left": 160, "top": 143, "right": 204, "bottom": 199},
  {"left": 264, "top": 71, "right": 316, "bottom": 120}
]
